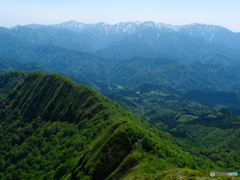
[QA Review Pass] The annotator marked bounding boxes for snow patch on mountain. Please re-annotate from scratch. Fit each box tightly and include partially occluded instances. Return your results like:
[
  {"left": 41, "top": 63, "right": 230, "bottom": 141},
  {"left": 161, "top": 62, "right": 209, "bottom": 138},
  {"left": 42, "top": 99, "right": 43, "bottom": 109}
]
[
  {"left": 50, "top": 21, "right": 222, "bottom": 37},
  {"left": 134, "top": 21, "right": 141, "bottom": 26},
  {"left": 210, "top": 34, "right": 214, "bottom": 42},
  {"left": 21, "top": 20, "right": 233, "bottom": 43}
]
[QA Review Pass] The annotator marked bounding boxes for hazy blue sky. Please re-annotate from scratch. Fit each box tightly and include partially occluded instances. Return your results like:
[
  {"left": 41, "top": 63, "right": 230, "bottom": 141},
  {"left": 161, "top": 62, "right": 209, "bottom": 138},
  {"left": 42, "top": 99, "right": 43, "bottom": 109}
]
[{"left": 1, "top": 0, "right": 240, "bottom": 32}]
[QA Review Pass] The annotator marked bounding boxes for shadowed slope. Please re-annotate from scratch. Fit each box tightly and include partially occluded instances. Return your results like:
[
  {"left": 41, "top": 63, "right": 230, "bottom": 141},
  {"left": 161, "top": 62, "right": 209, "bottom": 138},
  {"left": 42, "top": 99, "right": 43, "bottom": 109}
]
[{"left": 0, "top": 71, "right": 30, "bottom": 100}]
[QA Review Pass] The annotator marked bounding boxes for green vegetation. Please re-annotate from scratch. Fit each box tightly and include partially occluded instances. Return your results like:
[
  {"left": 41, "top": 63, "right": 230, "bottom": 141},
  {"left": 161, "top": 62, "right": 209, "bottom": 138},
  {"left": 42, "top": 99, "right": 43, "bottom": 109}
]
[
  {"left": 1, "top": 25, "right": 240, "bottom": 179},
  {"left": 105, "top": 82, "right": 240, "bottom": 116},
  {"left": 1, "top": 22, "right": 240, "bottom": 179},
  {"left": 0, "top": 71, "right": 138, "bottom": 179},
  {"left": 0, "top": 71, "right": 236, "bottom": 180},
  {"left": 0, "top": 57, "right": 52, "bottom": 75},
  {"left": 69, "top": 118, "right": 218, "bottom": 180},
  {"left": 0, "top": 58, "right": 118, "bottom": 93},
  {"left": 0, "top": 71, "right": 29, "bottom": 100},
  {"left": 104, "top": 83, "right": 240, "bottom": 173},
  {"left": 107, "top": 57, "right": 240, "bottom": 91}
]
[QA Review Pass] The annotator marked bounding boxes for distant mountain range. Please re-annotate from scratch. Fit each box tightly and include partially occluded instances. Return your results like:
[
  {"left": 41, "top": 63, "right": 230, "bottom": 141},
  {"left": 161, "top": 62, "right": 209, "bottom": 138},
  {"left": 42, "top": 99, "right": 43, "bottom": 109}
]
[
  {"left": 9, "top": 21, "right": 240, "bottom": 65},
  {"left": 13, "top": 20, "right": 240, "bottom": 50},
  {"left": 2, "top": 26, "right": 240, "bottom": 91}
]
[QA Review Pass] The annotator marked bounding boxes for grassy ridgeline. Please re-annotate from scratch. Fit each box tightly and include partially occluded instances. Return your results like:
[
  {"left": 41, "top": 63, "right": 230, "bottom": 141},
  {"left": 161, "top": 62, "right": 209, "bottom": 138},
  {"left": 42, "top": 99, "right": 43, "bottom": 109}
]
[{"left": 0, "top": 71, "right": 231, "bottom": 180}]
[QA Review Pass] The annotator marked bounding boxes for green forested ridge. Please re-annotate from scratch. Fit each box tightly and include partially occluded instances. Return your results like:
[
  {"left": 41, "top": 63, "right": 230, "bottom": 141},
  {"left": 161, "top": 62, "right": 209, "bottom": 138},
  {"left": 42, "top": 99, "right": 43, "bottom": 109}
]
[
  {"left": 0, "top": 58, "right": 118, "bottom": 93},
  {"left": 0, "top": 57, "right": 52, "bottom": 75},
  {"left": 108, "top": 57, "right": 240, "bottom": 91},
  {"left": 0, "top": 71, "right": 234, "bottom": 180},
  {"left": 69, "top": 118, "right": 216, "bottom": 180},
  {"left": 0, "top": 71, "right": 30, "bottom": 100},
  {"left": 104, "top": 83, "right": 240, "bottom": 172},
  {"left": 0, "top": 71, "right": 135, "bottom": 179},
  {"left": 4, "top": 44, "right": 240, "bottom": 92}
]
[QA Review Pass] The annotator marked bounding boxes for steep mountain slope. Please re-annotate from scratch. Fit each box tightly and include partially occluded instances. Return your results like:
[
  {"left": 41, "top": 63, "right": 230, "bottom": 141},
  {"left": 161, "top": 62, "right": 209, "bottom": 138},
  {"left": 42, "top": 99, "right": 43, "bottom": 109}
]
[
  {"left": 109, "top": 57, "right": 240, "bottom": 91},
  {"left": 10, "top": 26, "right": 101, "bottom": 52},
  {"left": 96, "top": 30, "right": 240, "bottom": 65},
  {"left": 12, "top": 22, "right": 152, "bottom": 53},
  {"left": 0, "top": 71, "right": 230, "bottom": 180},
  {"left": 0, "top": 27, "right": 118, "bottom": 82},
  {"left": 0, "top": 71, "right": 29, "bottom": 100},
  {"left": 177, "top": 23, "right": 240, "bottom": 50},
  {"left": 0, "top": 57, "right": 52, "bottom": 75},
  {"left": 52, "top": 21, "right": 240, "bottom": 51},
  {"left": 0, "top": 58, "right": 115, "bottom": 93},
  {"left": 104, "top": 83, "right": 240, "bottom": 171},
  {"left": 0, "top": 71, "right": 137, "bottom": 179}
]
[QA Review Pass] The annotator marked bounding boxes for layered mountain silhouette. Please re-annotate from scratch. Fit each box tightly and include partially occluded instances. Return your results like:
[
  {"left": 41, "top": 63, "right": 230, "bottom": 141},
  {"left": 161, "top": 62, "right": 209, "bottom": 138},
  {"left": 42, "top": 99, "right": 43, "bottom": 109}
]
[
  {"left": 0, "top": 20, "right": 240, "bottom": 179},
  {"left": 1, "top": 26, "right": 240, "bottom": 91},
  {"left": 10, "top": 21, "right": 240, "bottom": 65}
]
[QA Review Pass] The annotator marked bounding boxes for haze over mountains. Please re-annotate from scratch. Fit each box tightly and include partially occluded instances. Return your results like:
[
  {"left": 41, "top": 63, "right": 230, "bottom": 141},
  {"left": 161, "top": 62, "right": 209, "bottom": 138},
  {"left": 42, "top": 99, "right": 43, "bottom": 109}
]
[
  {"left": 1, "top": 20, "right": 240, "bottom": 179},
  {"left": 0, "top": 20, "right": 239, "bottom": 92},
  {"left": 14, "top": 20, "right": 240, "bottom": 47},
  {"left": 14, "top": 21, "right": 240, "bottom": 50}
]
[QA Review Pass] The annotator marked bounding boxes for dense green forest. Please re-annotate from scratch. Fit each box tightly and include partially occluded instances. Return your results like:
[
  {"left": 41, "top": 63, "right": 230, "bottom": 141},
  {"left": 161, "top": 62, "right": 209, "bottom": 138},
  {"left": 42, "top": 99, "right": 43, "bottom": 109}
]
[
  {"left": 0, "top": 57, "right": 52, "bottom": 75},
  {"left": 103, "top": 83, "right": 240, "bottom": 173},
  {"left": 105, "top": 82, "right": 240, "bottom": 115},
  {"left": 1, "top": 21, "right": 240, "bottom": 179},
  {"left": 1, "top": 71, "right": 238, "bottom": 179},
  {"left": 0, "top": 71, "right": 29, "bottom": 100},
  {"left": 0, "top": 57, "right": 118, "bottom": 94}
]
